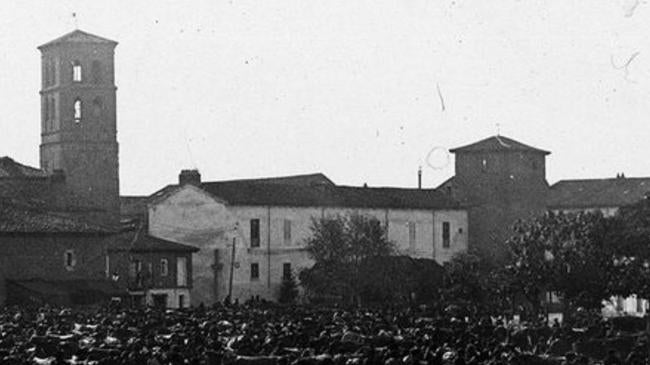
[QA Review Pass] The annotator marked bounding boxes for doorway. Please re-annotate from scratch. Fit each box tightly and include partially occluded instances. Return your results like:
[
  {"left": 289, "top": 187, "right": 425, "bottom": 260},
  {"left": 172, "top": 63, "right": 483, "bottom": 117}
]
[{"left": 152, "top": 294, "right": 167, "bottom": 309}]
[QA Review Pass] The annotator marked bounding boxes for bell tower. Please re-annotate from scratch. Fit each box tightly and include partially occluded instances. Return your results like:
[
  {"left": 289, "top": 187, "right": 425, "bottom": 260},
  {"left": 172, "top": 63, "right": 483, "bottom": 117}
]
[{"left": 38, "top": 30, "right": 119, "bottom": 225}]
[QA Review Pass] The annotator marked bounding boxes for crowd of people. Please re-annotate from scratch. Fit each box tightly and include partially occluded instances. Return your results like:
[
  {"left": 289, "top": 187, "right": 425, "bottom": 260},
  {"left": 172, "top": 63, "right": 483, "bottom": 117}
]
[{"left": 0, "top": 300, "right": 647, "bottom": 365}]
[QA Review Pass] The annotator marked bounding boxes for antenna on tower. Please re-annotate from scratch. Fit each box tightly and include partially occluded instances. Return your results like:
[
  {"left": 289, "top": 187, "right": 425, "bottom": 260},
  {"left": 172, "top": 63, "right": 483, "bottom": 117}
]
[{"left": 496, "top": 123, "right": 501, "bottom": 136}]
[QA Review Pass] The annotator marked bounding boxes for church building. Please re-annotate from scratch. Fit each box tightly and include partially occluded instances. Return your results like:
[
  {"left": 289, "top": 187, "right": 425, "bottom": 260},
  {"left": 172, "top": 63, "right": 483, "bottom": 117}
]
[{"left": 0, "top": 30, "right": 197, "bottom": 307}]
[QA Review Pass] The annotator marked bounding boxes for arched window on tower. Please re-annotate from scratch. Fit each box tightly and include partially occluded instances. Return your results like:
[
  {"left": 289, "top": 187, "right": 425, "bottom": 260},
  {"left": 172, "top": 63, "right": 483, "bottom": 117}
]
[
  {"left": 92, "top": 97, "right": 102, "bottom": 118},
  {"left": 91, "top": 60, "right": 102, "bottom": 83},
  {"left": 74, "top": 99, "right": 82, "bottom": 123},
  {"left": 48, "top": 97, "right": 54, "bottom": 131},
  {"left": 72, "top": 60, "right": 82, "bottom": 82},
  {"left": 44, "top": 98, "right": 50, "bottom": 130},
  {"left": 49, "top": 61, "right": 56, "bottom": 86},
  {"left": 51, "top": 59, "right": 58, "bottom": 85},
  {"left": 44, "top": 61, "right": 50, "bottom": 86}
]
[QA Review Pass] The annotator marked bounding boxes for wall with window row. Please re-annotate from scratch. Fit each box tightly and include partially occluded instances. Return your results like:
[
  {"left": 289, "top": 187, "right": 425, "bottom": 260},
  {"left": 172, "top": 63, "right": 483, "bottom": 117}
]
[{"left": 148, "top": 185, "right": 468, "bottom": 305}]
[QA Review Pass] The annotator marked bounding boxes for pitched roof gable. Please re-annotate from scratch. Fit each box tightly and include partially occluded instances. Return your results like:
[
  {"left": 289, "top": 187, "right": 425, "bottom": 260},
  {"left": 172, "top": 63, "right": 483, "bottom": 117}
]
[
  {"left": 110, "top": 225, "right": 199, "bottom": 253},
  {"left": 38, "top": 29, "right": 118, "bottom": 49},
  {"left": 548, "top": 177, "right": 650, "bottom": 209},
  {"left": 450, "top": 135, "right": 550, "bottom": 155}
]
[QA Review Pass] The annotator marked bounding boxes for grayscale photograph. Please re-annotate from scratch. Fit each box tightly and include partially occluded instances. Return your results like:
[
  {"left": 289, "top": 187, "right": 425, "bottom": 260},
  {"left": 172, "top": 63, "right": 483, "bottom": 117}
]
[{"left": 1, "top": 1, "right": 650, "bottom": 364}]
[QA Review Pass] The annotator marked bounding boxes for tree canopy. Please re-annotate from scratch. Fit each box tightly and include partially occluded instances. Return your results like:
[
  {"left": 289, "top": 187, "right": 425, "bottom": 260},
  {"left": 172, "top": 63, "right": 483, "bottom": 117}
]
[{"left": 300, "top": 214, "right": 395, "bottom": 305}]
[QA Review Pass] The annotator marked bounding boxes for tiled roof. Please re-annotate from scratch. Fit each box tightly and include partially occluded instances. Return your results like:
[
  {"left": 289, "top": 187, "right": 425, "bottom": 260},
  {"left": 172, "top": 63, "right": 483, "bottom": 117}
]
[
  {"left": 0, "top": 157, "right": 48, "bottom": 178},
  {"left": 548, "top": 177, "right": 650, "bottom": 209},
  {"left": 450, "top": 135, "right": 550, "bottom": 155},
  {"left": 110, "top": 225, "right": 198, "bottom": 253},
  {"left": 0, "top": 203, "right": 111, "bottom": 234},
  {"left": 212, "top": 173, "right": 335, "bottom": 187},
  {"left": 38, "top": 29, "right": 117, "bottom": 49},
  {"left": 150, "top": 172, "right": 461, "bottom": 210}
]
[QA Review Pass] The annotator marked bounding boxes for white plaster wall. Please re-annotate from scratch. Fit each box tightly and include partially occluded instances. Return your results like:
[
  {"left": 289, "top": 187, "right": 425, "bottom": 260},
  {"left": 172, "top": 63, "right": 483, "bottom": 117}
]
[
  {"left": 148, "top": 186, "right": 239, "bottom": 306},
  {"left": 433, "top": 210, "right": 469, "bottom": 263},
  {"left": 149, "top": 187, "right": 469, "bottom": 304},
  {"left": 146, "top": 288, "right": 191, "bottom": 309}
]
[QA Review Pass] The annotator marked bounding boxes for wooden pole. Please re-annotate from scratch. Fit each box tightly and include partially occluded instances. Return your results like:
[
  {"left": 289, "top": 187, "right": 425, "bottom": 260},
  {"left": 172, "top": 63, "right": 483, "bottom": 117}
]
[{"left": 228, "top": 237, "right": 236, "bottom": 301}]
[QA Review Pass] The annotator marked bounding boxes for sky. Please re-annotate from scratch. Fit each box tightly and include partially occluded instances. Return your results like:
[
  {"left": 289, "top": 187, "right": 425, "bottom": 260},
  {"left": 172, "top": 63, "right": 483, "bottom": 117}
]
[{"left": 1, "top": 0, "right": 649, "bottom": 195}]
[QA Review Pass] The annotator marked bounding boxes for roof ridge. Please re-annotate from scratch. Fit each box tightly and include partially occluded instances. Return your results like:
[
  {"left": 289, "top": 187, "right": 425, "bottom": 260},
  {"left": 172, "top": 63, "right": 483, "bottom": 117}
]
[
  {"left": 38, "top": 29, "right": 118, "bottom": 49},
  {"left": 553, "top": 176, "right": 650, "bottom": 184},
  {"left": 202, "top": 172, "right": 332, "bottom": 184},
  {"left": 450, "top": 135, "right": 550, "bottom": 155}
]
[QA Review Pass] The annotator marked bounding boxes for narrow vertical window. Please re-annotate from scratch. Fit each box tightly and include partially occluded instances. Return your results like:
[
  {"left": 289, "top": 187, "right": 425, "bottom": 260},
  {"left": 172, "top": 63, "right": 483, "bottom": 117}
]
[
  {"left": 52, "top": 58, "right": 58, "bottom": 85},
  {"left": 250, "top": 219, "right": 260, "bottom": 247},
  {"left": 481, "top": 158, "right": 488, "bottom": 172},
  {"left": 51, "top": 96, "right": 56, "bottom": 129},
  {"left": 408, "top": 222, "right": 416, "bottom": 250},
  {"left": 64, "top": 249, "right": 76, "bottom": 271},
  {"left": 74, "top": 99, "right": 82, "bottom": 123},
  {"left": 49, "top": 61, "right": 56, "bottom": 85},
  {"left": 283, "top": 263, "right": 292, "bottom": 281},
  {"left": 72, "top": 60, "right": 82, "bottom": 82},
  {"left": 283, "top": 219, "right": 292, "bottom": 246},
  {"left": 44, "top": 61, "right": 51, "bottom": 86},
  {"left": 160, "top": 258, "right": 169, "bottom": 277},
  {"left": 91, "top": 60, "right": 102, "bottom": 83},
  {"left": 45, "top": 98, "right": 51, "bottom": 129},
  {"left": 442, "top": 222, "right": 450, "bottom": 248},
  {"left": 250, "top": 263, "right": 259, "bottom": 280}
]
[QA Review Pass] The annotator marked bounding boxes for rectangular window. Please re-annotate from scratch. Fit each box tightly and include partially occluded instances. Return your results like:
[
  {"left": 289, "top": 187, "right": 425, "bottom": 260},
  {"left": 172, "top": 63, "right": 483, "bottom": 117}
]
[
  {"left": 283, "top": 263, "right": 292, "bottom": 281},
  {"left": 283, "top": 219, "right": 292, "bottom": 246},
  {"left": 408, "top": 222, "right": 416, "bottom": 250},
  {"left": 177, "top": 257, "right": 188, "bottom": 286},
  {"left": 442, "top": 222, "right": 450, "bottom": 248},
  {"left": 160, "top": 258, "right": 169, "bottom": 277},
  {"left": 251, "top": 263, "right": 259, "bottom": 280},
  {"left": 64, "top": 249, "right": 76, "bottom": 271},
  {"left": 73, "top": 62, "right": 82, "bottom": 82},
  {"left": 250, "top": 219, "right": 260, "bottom": 247},
  {"left": 130, "top": 260, "right": 141, "bottom": 278}
]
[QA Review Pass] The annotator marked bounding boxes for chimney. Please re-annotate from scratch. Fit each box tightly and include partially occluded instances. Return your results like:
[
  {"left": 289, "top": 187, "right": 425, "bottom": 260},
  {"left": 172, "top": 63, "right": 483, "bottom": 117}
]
[
  {"left": 417, "top": 166, "right": 422, "bottom": 189},
  {"left": 179, "top": 169, "right": 201, "bottom": 186}
]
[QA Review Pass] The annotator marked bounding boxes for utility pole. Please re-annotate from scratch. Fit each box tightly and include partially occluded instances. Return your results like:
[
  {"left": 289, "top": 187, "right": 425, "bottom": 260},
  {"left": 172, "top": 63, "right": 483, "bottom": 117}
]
[{"left": 227, "top": 236, "right": 236, "bottom": 301}]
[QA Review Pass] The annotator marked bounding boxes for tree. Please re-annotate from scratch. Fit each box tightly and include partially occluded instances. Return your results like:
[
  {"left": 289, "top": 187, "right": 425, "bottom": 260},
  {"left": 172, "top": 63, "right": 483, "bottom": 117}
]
[
  {"left": 604, "top": 198, "right": 650, "bottom": 300},
  {"left": 443, "top": 250, "right": 513, "bottom": 312},
  {"left": 505, "top": 211, "right": 612, "bottom": 314},
  {"left": 300, "top": 213, "right": 395, "bottom": 305}
]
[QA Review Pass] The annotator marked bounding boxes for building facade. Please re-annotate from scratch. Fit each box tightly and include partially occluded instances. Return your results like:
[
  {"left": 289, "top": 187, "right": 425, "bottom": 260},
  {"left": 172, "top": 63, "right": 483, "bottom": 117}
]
[
  {"left": 108, "top": 228, "right": 198, "bottom": 309},
  {"left": 437, "top": 136, "right": 550, "bottom": 265},
  {"left": 38, "top": 30, "right": 120, "bottom": 226},
  {"left": 144, "top": 172, "right": 468, "bottom": 305}
]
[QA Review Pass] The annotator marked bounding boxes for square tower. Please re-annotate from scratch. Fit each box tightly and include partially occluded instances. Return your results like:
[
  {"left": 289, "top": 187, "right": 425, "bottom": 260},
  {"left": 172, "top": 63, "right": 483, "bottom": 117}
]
[{"left": 38, "top": 30, "right": 119, "bottom": 225}]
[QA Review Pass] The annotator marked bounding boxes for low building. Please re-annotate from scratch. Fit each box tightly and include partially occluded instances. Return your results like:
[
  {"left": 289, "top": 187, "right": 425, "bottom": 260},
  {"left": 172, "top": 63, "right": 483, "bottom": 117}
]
[
  {"left": 0, "top": 202, "right": 121, "bottom": 305},
  {"left": 108, "top": 225, "right": 198, "bottom": 309},
  {"left": 142, "top": 171, "right": 468, "bottom": 305}
]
